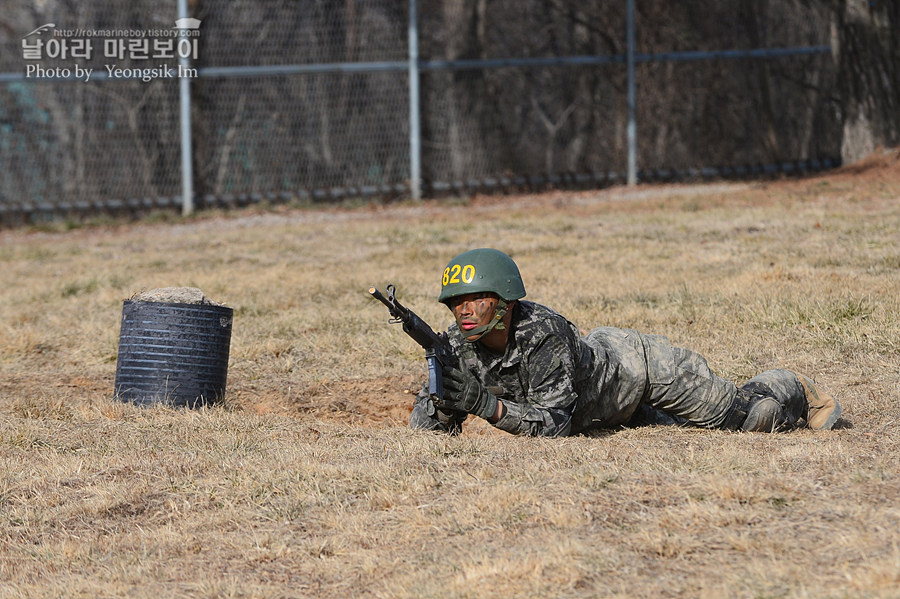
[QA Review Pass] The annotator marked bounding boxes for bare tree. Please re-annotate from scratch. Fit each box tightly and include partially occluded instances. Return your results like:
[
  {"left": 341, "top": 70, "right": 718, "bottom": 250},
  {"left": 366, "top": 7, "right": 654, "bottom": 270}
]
[{"left": 831, "top": 0, "right": 899, "bottom": 161}]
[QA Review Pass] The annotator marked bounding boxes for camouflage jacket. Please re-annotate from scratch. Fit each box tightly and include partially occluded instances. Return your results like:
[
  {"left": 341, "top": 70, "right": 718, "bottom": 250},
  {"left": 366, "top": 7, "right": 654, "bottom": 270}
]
[{"left": 445, "top": 301, "right": 667, "bottom": 437}]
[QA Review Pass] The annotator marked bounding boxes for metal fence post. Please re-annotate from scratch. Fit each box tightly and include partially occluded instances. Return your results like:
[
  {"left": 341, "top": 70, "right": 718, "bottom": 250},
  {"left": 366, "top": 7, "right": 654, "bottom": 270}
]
[
  {"left": 626, "top": 0, "right": 637, "bottom": 186},
  {"left": 408, "top": 0, "right": 422, "bottom": 201},
  {"left": 178, "top": 0, "right": 195, "bottom": 215}
]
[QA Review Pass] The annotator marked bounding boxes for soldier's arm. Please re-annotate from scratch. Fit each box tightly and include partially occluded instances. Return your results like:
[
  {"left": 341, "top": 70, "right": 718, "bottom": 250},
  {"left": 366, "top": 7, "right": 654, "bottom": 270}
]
[{"left": 490, "top": 333, "right": 578, "bottom": 437}]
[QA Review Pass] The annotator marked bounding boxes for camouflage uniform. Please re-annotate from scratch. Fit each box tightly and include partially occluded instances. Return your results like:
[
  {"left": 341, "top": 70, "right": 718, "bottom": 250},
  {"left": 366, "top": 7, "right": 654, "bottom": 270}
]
[{"left": 411, "top": 300, "right": 811, "bottom": 437}]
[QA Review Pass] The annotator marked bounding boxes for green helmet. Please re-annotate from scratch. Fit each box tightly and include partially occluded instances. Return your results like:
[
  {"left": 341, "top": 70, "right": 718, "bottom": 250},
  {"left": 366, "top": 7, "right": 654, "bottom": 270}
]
[{"left": 438, "top": 248, "right": 526, "bottom": 304}]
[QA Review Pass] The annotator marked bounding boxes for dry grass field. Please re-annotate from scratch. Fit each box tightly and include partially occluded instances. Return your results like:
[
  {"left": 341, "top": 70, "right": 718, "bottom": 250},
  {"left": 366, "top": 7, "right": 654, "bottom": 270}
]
[{"left": 2, "top": 150, "right": 900, "bottom": 598}]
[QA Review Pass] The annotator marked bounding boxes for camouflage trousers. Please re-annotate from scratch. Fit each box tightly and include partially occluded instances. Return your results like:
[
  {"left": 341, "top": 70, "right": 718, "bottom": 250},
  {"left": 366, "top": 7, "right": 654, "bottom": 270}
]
[
  {"left": 571, "top": 328, "right": 809, "bottom": 433},
  {"left": 623, "top": 346, "right": 807, "bottom": 431}
]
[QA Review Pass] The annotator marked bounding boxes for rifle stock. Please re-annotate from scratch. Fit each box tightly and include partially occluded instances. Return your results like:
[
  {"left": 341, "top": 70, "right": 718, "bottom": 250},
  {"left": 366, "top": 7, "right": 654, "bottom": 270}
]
[{"left": 369, "top": 284, "right": 454, "bottom": 401}]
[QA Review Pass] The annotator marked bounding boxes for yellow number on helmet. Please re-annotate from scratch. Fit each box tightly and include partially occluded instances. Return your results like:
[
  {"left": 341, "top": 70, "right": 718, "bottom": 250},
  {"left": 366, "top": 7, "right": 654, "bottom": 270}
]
[
  {"left": 448, "top": 263, "right": 462, "bottom": 284},
  {"left": 461, "top": 264, "right": 475, "bottom": 284}
]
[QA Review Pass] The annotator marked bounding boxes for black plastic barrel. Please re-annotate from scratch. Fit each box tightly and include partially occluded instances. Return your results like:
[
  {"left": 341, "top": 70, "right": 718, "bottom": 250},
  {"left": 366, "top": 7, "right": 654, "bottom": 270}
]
[{"left": 114, "top": 300, "right": 233, "bottom": 407}]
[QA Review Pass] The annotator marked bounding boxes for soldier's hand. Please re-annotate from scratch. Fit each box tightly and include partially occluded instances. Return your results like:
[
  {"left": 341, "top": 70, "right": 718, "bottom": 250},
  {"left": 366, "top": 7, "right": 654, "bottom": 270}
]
[{"left": 438, "top": 365, "right": 498, "bottom": 421}]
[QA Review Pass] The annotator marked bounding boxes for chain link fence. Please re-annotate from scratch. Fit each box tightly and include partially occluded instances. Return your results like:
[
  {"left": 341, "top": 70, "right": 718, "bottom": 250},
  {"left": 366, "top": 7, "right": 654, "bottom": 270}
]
[{"left": 0, "top": 0, "right": 840, "bottom": 227}]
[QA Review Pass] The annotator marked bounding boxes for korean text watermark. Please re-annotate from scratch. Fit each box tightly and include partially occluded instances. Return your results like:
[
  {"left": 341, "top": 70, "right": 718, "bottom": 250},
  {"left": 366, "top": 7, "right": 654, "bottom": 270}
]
[{"left": 22, "top": 18, "right": 201, "bottom": 82}]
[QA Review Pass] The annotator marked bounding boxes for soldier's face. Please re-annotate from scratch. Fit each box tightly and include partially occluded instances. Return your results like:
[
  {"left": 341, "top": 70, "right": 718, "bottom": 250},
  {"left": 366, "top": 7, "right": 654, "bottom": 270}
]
[{"left": 447, "top": 292, "right": 499, "bottom": 338}]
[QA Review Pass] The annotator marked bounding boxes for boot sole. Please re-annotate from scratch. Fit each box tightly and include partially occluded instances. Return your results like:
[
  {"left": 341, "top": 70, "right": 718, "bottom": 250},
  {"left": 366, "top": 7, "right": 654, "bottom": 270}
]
[
  {"left": 810, "top": 401, "right": 842, "bottom": 430},
  {"left": 799, "top": 376, "right": 842, "bottom": 430}
]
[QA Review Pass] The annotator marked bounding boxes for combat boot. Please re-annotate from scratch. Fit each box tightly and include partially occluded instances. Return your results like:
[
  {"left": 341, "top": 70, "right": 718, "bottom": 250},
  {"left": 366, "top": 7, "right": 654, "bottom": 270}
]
[
  {"left": 739, "top": 395, "right": 789, "bottom": 432},
  {"left": 738, "top": 382, "right": 804, "bottom": 432},
  {"left": 720, "top": 381, "right": 800, "bottom": 432},
  {"left": 796, "top": 373, "right": 842, "bottom": 430}
]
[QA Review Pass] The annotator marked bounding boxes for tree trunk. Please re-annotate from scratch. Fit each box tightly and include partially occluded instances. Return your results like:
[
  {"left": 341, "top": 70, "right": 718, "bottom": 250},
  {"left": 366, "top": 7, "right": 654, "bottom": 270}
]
[{"left": 832, "top": 0, "right": 900, "bottom": 162}]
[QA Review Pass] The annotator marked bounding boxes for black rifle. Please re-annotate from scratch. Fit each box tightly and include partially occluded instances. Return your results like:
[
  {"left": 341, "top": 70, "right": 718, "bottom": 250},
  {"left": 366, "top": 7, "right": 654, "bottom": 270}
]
[{"left": 369, "top": 284, "right": 454, "bottom": 401}]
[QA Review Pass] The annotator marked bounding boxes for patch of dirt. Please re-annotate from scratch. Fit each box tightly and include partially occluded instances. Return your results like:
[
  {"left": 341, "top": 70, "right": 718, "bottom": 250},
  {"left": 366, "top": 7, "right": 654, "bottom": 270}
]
[
  {"left": 826, "top": 146, "right": 900, "bottom": 184},
  {"left": 222, "top": 375, "right": 421, "bottom": 425},
  {"left": 227, "top": 375, "right": 507, "bottom": 434},
  {"left": 291, "top": 376, "right": 417, "bottom": 426}
]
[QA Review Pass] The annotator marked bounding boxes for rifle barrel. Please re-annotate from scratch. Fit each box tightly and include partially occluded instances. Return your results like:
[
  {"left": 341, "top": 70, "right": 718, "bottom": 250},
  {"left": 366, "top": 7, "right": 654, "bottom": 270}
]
[
  {"left": 369, "top": 286, "right": 393, "bottom": 308},
  {"left": 369, "top": 285, "right": 408, "bottom": 320}
]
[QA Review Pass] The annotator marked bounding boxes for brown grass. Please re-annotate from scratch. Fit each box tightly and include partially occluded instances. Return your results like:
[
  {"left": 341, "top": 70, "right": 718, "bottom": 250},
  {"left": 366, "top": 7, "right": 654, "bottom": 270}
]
[{"left": 2, "top": 151, "right": 900, "bottom": 598}]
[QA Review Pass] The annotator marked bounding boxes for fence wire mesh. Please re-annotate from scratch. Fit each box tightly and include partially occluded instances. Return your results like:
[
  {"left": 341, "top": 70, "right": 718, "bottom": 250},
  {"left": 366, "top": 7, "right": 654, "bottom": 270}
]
[
  {"left": 0, "top": 0, "right": 840, "bottom": 226},
  {"left": 192, "top": 1, "right": 410, "bottom": 201}
]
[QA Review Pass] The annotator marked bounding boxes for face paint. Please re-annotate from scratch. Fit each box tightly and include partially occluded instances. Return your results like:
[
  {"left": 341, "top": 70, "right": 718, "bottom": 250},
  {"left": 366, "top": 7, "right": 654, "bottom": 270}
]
[{"left": 448, "top": 293, "right": 499, "bottom": 339}]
